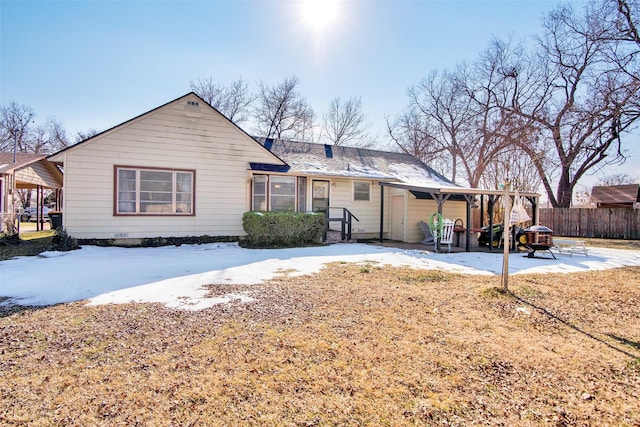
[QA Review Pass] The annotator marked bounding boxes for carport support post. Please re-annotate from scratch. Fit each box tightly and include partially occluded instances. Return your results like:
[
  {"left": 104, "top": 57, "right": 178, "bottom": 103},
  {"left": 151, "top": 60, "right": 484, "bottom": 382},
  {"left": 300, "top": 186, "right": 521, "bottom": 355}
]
[
  {"left": 487, "top": 196, "right": 496, "bottom": 251},
  {"left": 501, "top": 181, "right": 511, "bottom": 292},
  {"left": 464, "top": 195, "right": 474, "bottom": 252},
  {"left": 526, "top": 196, "right": 538, "bottom": 225},
  {"left": 429, "top": 193, "right": 450, "bottom": 253},
  {"left": 379, "top": 184, "right": 384, "bottom": 243}
]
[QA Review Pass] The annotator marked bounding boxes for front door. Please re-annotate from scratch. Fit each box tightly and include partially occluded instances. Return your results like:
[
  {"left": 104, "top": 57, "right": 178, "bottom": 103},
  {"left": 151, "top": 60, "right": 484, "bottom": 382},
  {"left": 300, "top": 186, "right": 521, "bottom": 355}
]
[{"left": 312, "top": 180, "right": 330, "bottom": 214}]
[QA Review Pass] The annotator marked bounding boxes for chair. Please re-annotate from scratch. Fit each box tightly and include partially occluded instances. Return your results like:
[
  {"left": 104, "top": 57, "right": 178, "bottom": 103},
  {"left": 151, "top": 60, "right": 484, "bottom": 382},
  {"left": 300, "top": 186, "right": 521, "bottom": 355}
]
[
  {"left": 419, "top": 221, "right": 434, "bottom": 245},
  {"left": 439, "top": 219, "right": 455, "bottom": 252}
]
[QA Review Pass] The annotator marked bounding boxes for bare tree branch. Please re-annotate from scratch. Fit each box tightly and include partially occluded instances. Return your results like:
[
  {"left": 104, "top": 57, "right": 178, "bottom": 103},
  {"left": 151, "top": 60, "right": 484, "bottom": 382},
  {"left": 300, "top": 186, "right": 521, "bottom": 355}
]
[
  {"left": 322, "top": 96, "right": 369, "bottom": 146},
  {"left": 253, "top": 76, "right": 315, "bottom": 140},
  {"left": 191, "top": 76, "right": 255, "bottom": 125}
]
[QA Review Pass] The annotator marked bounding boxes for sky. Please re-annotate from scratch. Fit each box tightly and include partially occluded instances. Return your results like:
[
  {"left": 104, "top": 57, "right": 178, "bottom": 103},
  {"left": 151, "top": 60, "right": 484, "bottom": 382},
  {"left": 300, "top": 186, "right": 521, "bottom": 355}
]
[
  {"left": 2, "top": 242, "right": 639, "bottom": 309},
  {"left": 1, "top": 0, "right": 637, "bottom": 193}
]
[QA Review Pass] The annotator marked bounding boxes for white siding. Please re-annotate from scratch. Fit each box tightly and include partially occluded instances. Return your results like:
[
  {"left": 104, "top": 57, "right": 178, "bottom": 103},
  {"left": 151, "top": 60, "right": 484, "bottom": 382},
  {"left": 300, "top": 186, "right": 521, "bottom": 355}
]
[
  {"left": 323, "top": 178, "right": 390, "bottom": 239},
  {"left": 405, "top": 195, "right": 467, "bottom": 243},
  {"left": 57, "top": 95, "right": 283, "bottom": 239}
]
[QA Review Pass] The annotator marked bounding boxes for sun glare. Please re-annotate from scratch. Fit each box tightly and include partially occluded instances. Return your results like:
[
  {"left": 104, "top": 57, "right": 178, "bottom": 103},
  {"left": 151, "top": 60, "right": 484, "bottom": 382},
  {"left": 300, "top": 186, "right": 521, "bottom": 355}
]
[{"left": 300, "top": 0, "right": 341, "bottom": 33}]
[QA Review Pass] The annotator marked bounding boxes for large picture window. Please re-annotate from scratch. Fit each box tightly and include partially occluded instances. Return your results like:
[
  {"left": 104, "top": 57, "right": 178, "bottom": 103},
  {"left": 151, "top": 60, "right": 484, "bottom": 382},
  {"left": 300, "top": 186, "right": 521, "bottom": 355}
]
[
  {"left": 116, "top": 167, "right": 194, "bottom": 215},
  {"left": 252, "top": 175, "right": 303, "bottom": 212}
]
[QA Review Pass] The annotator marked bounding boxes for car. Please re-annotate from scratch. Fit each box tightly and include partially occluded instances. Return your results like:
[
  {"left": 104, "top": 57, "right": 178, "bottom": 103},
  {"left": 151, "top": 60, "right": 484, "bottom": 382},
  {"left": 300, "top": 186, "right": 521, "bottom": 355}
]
[{"left": 19, "top": 206, "right": 52, "bottom": 222}]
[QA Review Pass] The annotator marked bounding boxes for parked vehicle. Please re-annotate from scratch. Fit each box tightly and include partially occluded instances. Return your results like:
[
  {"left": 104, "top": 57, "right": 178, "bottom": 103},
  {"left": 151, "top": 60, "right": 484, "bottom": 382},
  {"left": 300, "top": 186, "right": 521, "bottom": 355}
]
[{"left": 19, "top": 206, "right": 51, "bottom": 222}]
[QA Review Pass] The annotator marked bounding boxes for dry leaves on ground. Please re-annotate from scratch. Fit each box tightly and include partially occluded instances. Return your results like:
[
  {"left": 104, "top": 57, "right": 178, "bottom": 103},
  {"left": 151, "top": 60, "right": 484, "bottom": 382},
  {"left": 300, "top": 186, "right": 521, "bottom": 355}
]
[{"left": 1, "top": 264, "right": 639, "bottom": 426}]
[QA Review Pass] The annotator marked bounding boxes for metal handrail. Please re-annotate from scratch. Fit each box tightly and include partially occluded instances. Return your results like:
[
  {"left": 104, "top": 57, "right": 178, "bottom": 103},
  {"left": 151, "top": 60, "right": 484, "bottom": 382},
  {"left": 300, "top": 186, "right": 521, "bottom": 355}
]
[{"left": 326, "top": 207, "right": 360, "bottom": 241}]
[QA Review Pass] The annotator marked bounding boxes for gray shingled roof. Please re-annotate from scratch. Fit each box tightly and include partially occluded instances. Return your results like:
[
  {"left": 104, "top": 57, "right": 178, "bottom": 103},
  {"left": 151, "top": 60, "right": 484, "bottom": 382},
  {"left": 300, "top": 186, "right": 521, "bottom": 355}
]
[{"left": 254, "top": 138, "right": 458, "bottom": 189}]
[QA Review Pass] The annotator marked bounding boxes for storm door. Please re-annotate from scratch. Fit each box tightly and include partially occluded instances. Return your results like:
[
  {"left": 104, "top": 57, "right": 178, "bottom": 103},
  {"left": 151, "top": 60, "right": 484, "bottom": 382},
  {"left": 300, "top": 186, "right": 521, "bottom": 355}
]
[{"left": 312, "top": 180, "right": 330, "bottom": 214}]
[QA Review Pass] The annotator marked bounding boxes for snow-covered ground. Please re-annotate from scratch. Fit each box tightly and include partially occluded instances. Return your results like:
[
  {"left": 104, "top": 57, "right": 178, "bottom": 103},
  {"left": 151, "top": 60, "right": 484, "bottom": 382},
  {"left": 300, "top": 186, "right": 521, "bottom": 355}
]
[{"left": 1, "top": 243, "right": 639, "bottom": 310}]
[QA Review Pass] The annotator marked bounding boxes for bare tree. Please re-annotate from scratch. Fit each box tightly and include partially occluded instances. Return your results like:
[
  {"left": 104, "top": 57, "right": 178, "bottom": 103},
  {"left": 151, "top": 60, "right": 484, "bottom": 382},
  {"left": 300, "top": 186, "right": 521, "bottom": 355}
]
[
  {"left": 597, "top": 172, "right": 638, "bottom": 185},
  {"left": 409, "top": 69, "right": 471, "bottom": 183},
  {"left": 386, "top": 70, "right": 468, "bottom": 183},
  {"left": 388, "top": 42, "right": 527, "bottom": 189},
  {"left": 322, "top": 96, "right": 369, "bottom": 146},
  {"left": 0, "top": 102, "right": 34, "bottom": 155},
  {"left": 385, "top": 109, "right": 450, "bottom": 175},
  {"left": 76, "top": 128, "right": 100, "bottom": 143},
  {"left": 500, "top": 2, "right": 640, "bottom": 207},
  {"left": 253, "top": 76, "right": 315, "bottom": 140},
  {"left": 480, "top": 146, "right": 542, "bottom": 193},
  {"left": 33, "top": 118, "right": 69, "bottom": 153},
  {"left": 1, "top": 103, "right": 70, "bottom": 155},
  {"left": 191, "top": 76, "right": 255, "bottom": 125},
  {"left": 616, "top": 0, "right": 640, "bottom": 46},
  {"left": 613, "top": 0, "right": 640, "bottom": 82}
]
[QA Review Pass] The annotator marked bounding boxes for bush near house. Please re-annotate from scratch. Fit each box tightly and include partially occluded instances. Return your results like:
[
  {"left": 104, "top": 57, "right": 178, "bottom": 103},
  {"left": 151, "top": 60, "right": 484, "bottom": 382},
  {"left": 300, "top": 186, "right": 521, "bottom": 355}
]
[
  {"left": 0, "top": 228, "right": 79, "bottom": 260},
  {"left": 242, "top": 211, "right": 325, "bottom": 248}
]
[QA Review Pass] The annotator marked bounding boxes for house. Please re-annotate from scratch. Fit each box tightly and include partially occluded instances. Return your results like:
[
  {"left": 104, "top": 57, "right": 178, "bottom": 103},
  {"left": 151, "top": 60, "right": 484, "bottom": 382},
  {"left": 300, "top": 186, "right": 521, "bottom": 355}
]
[
  {"left": 254, "top": 137, "right": 468, "bottom": 243},
  {"left": 48, "top": 93, "right": 286, "bottom": 242},
  {"left": 590, "top": 184, "right": 640, "bottom": 209},
  {"left": 0, "top": 153, "right": 63, "bottom": 233},
  {"left": 48, "top": 92, "right": 540, "bottom": 247}
]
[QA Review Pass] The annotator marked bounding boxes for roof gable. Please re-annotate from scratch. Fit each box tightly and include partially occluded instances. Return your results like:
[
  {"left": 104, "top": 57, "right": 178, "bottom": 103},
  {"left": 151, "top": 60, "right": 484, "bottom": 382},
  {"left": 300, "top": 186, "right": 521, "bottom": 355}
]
[
  {"left": 48, "top": 92, "right": 286, "bottom": 166},
  {"left": 254, "top": 137, "right": 457, "bottom": 188}
]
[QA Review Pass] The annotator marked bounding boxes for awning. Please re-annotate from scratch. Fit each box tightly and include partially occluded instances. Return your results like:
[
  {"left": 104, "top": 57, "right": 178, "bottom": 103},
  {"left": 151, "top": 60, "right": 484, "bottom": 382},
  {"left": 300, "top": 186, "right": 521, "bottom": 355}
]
[{"left": 378, "top": 181, "right": 540, "bottom": 199}]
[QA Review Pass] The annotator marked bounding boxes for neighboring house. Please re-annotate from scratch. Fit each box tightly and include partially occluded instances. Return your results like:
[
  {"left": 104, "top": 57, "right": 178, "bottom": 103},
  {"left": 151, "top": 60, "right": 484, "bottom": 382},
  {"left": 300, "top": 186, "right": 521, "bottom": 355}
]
[
  {"left": 590, "top": 184, "right": 640, "bottom": 209},
  {"left": 0, "top": 153, "right": 63, "bottom": 233},
  {"left": 48, "top": 92, "right": 540, "bottom": 246}
]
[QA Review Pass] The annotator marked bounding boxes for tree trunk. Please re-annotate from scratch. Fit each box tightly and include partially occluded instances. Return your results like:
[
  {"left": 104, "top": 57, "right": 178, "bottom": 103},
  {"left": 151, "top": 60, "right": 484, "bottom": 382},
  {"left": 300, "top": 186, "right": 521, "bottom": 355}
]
[{"left": 555, "top": 168, "right": 574, "bottom": 208}]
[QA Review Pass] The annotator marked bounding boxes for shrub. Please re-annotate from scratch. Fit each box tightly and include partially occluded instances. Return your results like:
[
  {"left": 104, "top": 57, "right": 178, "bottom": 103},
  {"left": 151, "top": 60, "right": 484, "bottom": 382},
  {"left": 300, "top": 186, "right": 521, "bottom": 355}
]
[
  {"left": 242, "top": 211, "right": 325, "bottom": 248},
  {"left": 51, "top": 228, "right": 80, "bottom": 252}
]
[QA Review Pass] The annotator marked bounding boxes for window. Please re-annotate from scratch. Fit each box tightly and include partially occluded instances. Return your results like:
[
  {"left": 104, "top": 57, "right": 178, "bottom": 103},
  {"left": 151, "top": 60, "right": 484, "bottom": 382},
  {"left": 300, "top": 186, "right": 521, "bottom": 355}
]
[
  {"left": 270, "top": 176, "right": 296, "bottom": 212},
  {"left": 252, "top": 175, "right": 300, "bottom": 212},
  {"left": 252, "top": 175, "right": 267, "bottom": 211},
  {"left": 297, "top": 177, "right": 307, "bottom": 212},
  {"left": 116, "top": 167, "right": 194, "bottom": 215},
  {"left": 353, "top": 181, "right": 371, "bottom": 202}
]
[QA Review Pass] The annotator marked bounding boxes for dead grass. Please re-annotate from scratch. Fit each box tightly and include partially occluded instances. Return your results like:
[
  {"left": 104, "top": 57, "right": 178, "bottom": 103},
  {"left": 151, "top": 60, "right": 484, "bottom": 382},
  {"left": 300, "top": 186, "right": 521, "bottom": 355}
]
[
  {"left": 1, "top": 265, "right": 639, "bottom": 426},
  {"left": 554, "top": 237, "right": 639, "bottom": 251}
]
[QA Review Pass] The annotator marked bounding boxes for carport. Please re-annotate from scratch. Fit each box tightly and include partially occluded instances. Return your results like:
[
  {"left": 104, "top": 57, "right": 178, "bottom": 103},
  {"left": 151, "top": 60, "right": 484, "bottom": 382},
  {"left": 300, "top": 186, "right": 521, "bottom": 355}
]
[
  {"left": 0, "top": 153, "right": 64, "bottom": 233},
  {"left": 378, "top": 181, "right": 540, "bottom": 252}
]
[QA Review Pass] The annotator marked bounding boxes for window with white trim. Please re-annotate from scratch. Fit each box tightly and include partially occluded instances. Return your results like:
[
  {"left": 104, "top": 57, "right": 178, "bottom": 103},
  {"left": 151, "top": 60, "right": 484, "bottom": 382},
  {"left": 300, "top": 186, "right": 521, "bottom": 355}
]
[
  {"left": 252, "top": 175, "right": 303, "bottom": 212},
  {"left": 252, "top": 175, "right": 268, "bottom": 211},
  {"left": 353, "top": 181, "right": 371, "bottom": 202},
  {"left": 116, "top": 167, "right": 194, "bottom": 215}
]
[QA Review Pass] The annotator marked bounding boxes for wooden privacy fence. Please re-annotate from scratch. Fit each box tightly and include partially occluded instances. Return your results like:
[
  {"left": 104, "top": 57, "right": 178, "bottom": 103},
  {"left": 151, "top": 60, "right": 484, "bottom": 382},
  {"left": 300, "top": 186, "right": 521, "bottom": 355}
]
[{"left": 539, "top": 208, "right": 640, "bottom": 239}]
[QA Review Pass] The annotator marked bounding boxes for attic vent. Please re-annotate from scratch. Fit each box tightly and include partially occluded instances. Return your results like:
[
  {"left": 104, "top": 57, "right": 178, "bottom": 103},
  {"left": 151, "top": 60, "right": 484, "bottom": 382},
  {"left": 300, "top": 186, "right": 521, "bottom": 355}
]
[
  {"left": 187, "top": 101, "right": 200, "bottom": 106},
  {"left": 264, "top": 138, "right": 274, "bottom": 151},
  {"left": 324, "top": 144, "right": 333, "bottom": 158}
]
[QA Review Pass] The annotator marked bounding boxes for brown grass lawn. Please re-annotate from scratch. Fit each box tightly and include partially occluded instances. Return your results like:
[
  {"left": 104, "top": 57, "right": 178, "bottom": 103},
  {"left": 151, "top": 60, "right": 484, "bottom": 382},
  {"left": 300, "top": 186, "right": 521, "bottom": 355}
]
[{"left": 1, "top": 264, "right": 639, "bottom": 426}]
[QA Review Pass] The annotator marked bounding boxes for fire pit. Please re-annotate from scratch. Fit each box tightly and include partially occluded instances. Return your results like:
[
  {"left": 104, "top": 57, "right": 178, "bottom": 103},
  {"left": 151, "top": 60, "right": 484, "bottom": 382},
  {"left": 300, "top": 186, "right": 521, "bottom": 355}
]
[{"left": 522, "top": 225, "right": 556, "bottom": 259}]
